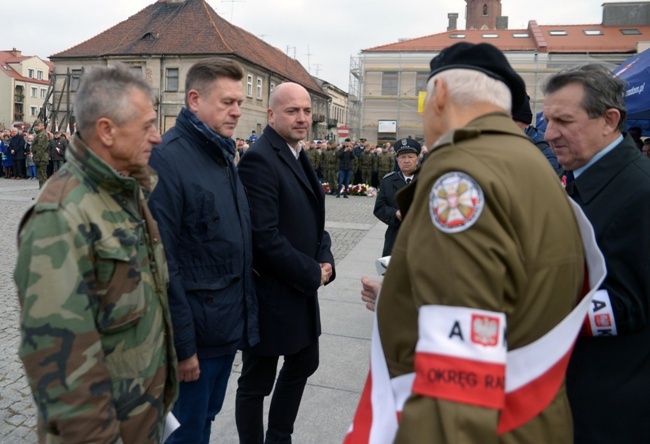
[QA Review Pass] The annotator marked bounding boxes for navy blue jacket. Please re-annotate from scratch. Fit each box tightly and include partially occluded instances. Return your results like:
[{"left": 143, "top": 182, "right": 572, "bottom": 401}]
[
  {"left": 238, "top": 125, "right": 335, "bottom": 356},
  {"left": 148, "top": 108, "right": 259, "bottom": 361}
]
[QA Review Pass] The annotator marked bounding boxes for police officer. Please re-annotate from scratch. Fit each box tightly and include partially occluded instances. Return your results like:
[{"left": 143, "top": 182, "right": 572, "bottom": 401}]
[{"left": 373, "top": 138, "right": 420, "bottom": 256}]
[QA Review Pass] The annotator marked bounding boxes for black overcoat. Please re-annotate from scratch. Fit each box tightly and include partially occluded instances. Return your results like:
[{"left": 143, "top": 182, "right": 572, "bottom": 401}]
[{"left": 238, "top": 125, "right": 336, "bottom": 356}]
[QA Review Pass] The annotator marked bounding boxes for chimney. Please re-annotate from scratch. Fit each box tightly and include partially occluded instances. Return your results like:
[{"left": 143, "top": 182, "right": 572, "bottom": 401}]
[
  {"left": 11, "top": 48, "right": 21, "bottom": 57},
  {"left": 448, "top": 13, "right": 459, "bottom": 31}
]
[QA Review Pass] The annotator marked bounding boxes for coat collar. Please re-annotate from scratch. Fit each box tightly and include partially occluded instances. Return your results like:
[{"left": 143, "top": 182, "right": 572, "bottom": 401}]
[
  {"left": 569, "top": 135, "right": 640, "bottom": 204},
  {"left": 262, "top": 125, "right": 316, "bottom": 197}
]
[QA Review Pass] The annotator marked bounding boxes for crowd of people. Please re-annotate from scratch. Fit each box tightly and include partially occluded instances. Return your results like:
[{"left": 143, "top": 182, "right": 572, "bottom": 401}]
[
  {"left": 11, "top": 41, "right": 650, "bottom": 444},
  {"left": 1, "top": 127, "right": 70, "bottom": 186}
]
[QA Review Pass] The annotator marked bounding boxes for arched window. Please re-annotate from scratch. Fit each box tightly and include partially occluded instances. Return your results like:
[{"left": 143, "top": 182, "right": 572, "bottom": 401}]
[{"left": 483, "top": 3, "right": 488, "bottom": 15}]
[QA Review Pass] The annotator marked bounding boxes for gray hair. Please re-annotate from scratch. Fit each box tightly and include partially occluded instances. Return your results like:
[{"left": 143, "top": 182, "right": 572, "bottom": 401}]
[
  {"left": 74, "top": 63, "right": 153, "bottom": 138},
  {"left": 185, "top": 58, "right": 244, "bottom": 107},
  {"left": 426, "top": 69, "right": 512, "bottom": 113},
  {"left": 542, "top": 64, "right": 627, "bottom": 132}
]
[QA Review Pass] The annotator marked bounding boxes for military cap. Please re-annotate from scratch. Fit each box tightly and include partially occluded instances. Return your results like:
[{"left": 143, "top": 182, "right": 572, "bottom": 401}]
[
  {"left": 33, "top": 119, "right": 42, "bottom": 126},
  {"left": 427, "top": 42, "right": 526, "bottom": 111},
  {"left": 395, "top": 138, "right": 421, "bottom": 156}
]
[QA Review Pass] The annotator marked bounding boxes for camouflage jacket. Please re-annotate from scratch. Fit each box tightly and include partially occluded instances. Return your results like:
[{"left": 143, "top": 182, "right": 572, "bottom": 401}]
[
  {"left": 32, "top": 129, "right": 48, "bottom": 163},
  {"left": 376, "top": 152, "right": 393, "bottom": 173},
  {"left": 15, "top": 135, "right": 178, "bottom": 444},
  {"left": 359, "top": 151, "right": 375, "bottom": 170}
]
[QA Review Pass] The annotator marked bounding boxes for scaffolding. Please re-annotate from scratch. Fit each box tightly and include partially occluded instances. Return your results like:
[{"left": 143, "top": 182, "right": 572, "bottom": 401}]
[{"left": 39, "top": 67, "right": 82, "bottom": 134}]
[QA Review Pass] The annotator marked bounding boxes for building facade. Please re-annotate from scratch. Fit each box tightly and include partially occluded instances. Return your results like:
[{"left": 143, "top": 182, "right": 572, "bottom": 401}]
[
  {"left": 350, "top": 1, "right": 650, "bottom": 143},
  {"left": 0, "top": 49, "right": 52, "bottom": 129},
  {"left": 48, "top": 0, "right": 331, "bottom": 140}
]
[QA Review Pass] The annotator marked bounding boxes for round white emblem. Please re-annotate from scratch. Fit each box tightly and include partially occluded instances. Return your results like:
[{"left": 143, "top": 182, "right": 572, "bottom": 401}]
[{"left": 429, "top": 172, "right": 484, "bottom": 233}]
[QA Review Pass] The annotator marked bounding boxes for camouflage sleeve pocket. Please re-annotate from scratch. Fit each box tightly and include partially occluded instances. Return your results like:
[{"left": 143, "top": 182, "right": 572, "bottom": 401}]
[{"left": 94, "top": 235, "right": 148, "bottom": 333}]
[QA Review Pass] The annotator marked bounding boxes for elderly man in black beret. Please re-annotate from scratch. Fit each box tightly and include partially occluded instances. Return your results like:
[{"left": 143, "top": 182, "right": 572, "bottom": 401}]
[
  {"left": 373, "top": 137, "right": 421, "bottom": 256},
  {"left": 346, "top": 42, "right": 605, "bottom": 443}
]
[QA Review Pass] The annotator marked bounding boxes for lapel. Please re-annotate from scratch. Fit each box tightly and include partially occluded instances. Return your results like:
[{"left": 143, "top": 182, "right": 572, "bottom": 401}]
[{"left": 264, "top": 126, "right": 319, "bottom": 202}]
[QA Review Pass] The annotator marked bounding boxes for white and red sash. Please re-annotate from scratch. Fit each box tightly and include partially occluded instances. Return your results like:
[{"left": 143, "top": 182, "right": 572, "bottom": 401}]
[{"left": 344, "top": 199, "right": 606, "bottom": 443}]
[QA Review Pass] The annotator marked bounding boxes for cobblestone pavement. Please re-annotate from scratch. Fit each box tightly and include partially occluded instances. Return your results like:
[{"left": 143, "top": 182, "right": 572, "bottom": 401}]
[{"left": 0, "top": 178, "right": 378, "bottom": 443}]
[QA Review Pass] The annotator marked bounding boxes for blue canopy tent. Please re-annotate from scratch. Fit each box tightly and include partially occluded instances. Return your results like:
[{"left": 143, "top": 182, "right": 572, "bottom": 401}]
[
  {"left": 533, "top": 50, "right": 650, "bottom": 135},
  {"left": 612, "top": 49, "right": 650, "bottom": 135}
]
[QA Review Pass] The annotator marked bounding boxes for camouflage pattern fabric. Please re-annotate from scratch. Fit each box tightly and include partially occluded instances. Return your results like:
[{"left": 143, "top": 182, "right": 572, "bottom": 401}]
[
  {"left": 359, "top": 151, "right": 375, "bottom": 185},
  {"left": 323, "top": 148, "right": 338, "bottom": 192},
  {"left": 14, "top": 135, "right": 178, "bottom": 443},
  {"left": 376, "top": 152, "right": 393, "bottom": 182},
  {"left": 32, "top": 129, "right": 49, "bottom": 189}
]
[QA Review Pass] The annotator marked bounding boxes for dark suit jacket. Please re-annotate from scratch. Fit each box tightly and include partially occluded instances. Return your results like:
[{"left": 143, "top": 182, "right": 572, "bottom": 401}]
[
  {"left": 238, "top": 125, "right": 335, "bottom": 356},
  {"left": 566, "top": 134, "right": 650, "bottom": 443}
]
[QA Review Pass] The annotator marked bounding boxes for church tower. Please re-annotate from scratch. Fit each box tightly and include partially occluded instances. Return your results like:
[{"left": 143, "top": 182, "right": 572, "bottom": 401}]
[{"left": 465, "top": 0, "right": 507, "bottom": 30}]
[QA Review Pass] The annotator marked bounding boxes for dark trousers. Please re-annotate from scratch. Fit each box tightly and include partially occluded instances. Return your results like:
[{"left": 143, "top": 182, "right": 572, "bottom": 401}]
[
  {"left": 337, "top": 169, "right": 352, "bottom": 196},
  {"left": 13, "top": 159, "right": 26, "bottom": 178},
  {"left": 166, "top": 354, "right": 235, "bottom": 444},
  {"left": 235, "top": 341, "right": 319, "bottom": 444}
]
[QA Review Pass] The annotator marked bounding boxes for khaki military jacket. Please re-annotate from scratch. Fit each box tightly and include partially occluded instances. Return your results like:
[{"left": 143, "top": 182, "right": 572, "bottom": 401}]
[
  {"left": 378, "top": 113, "right": 585, "bottom": 443},
  {"left": 15, "top": 136, "right": 178, "bottom": 443}
]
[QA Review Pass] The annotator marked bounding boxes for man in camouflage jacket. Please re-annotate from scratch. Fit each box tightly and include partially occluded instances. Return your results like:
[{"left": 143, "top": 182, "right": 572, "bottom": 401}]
[
  {"left": 14, "top": 64, "right": 178, "bottom": 444},
  {"left": 31, "top": 119, "right": 49, "bottom": 189}
]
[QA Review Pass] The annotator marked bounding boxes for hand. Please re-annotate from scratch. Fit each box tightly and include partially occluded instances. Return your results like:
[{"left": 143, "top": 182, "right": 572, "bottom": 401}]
[
  {"left": 396, "top": 210, "right": 402, "bottom": 221},
  {"left": 361, "top": 276, "right": 381, "bottom": 312},
  {"left": 320, "top": 263, "right": 333, "bottom": 286},
  {"left": 177, "top": 353, "right": 200, "bottom": 382}
]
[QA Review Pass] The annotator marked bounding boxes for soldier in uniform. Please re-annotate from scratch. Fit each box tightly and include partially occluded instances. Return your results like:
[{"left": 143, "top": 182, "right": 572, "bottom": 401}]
[
  {"left": 346, "top": 42, "right": 596, "bottom": 443},
  {"left": 359, "top": 144, "right": 375, "bottom": 185},
  {"left": 373, "top": 138, "right": 420, "bottom": 256},
  {"left": 375, "top": 146, "right": 393, "bottom": 186},
  {"left": 31, "top": 119, "right": 49, "bottom": 189},
  {"left": 14, "top": 64, "right": 178, "bottom": 443},
  {"left": 324, "top": 143, "right": 339, "bottom": 194},
  {"left": 306, "top": 141, "right": 321, "bottom": 179}
]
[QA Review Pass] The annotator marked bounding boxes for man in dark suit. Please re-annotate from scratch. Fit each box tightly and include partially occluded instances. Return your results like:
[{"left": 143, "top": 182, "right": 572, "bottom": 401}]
[
  {"left": 236, "top": 82, "right": 336, "bottom": 444},
  {"left": 543, "top": 64, "right": 650, "bottom": 444}
]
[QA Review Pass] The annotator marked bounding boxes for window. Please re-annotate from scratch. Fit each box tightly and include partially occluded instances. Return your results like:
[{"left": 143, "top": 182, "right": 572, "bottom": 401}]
[
  {"left": 30, "top": 106, "right": 38, "bottom": 117},
  {"left": 513, "top": 33, "right": 530, "bottom": 38},
  {"left": 28, "top": 68, "right": 34, "bottom": 78},
  {"left": 37, "top": 70, "right": 44, "bottom": 80},
  {"left": 130, "top": 65, "right": 143, "bottom": 77},
  {"left": 450, "top": 33, "right": 466, "bottom": 39},
  {"left": 256, "top": 77, "right": 263, "bottom": 99},
  {"left": 40, "top": 88, "right": 47, "bottom": 99},
  {"left": 166, "top": 68, "right": 179, "bottom": 92},
  {"left": 416, "top": 72, "right": 429, "bottom": 93},
  {"left": 247, "top": 75, "right": 253, "bottom": 97},
  {"left": 549, "top": 30, "right": 567, "bottom": 36},
  {"left": 583, "top": 30, "right": 603, "bottom": 36},
  {"left": 620, "top": 28, "right": 641, "bottom": 35},
  {"left": 382, "top": 71, "right": 398, "bottom": 96},
  {"left": 483, "top": 3, "right": 488, "bottom": 15},
  {"left": 482, "top": 33, "right": 499, "bottom": 38},
  {"left": 31, "top": 87, "right": 37, "bottom": 98},
  {"left": 71, "top": 69, "right": 83, "bottom": 91}
]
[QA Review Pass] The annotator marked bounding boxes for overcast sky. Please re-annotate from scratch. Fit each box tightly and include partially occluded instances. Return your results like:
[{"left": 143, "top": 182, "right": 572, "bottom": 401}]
[{"left": 2, "top": 0, "right": 637, "bottom": 90}]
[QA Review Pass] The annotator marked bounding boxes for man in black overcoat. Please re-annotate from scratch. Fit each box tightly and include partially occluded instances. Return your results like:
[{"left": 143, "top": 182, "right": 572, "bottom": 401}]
[
  {"left": 543, "top": 64, "right": 650, "bottom": 444},
  {"left": 236, "top": 82, "right": 336, "bottom": 444}
]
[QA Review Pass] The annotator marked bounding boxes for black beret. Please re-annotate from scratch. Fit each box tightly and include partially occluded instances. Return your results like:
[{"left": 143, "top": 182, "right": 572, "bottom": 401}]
[
  {"left": 512, "top": 94, "right": 533, "bottom": 125},
  {"left": 427, "top": 42, "right": 526, "bottom": 111},
  {"left": 395, "top": 138, "right": 421, "bottom": 156}
]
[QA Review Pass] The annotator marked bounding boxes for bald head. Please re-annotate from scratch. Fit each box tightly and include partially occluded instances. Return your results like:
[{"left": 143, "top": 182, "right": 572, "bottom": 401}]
[{"left": 268, "top": 82, "right": 312, "bottom": 148}]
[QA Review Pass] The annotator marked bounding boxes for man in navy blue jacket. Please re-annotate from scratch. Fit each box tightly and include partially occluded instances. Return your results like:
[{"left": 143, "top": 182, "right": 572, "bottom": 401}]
[
  {"left": 148, "top": 58, "right": 259, "bottom": 444},
  {"left": 236, "top": 82, "right": 336, "bottom": 444}
]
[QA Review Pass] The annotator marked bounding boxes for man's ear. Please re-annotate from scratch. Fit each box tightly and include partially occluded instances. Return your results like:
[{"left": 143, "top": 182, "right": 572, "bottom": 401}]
[
  {"left": 434, "top": 78, "right": 448, "bottom": 114},
  {"left": 95, "top": 118, "right": 114, "bottom": 147},
  {"left": 187, "top": 90, "right": 200, "bottom": 113},
  {"left": 602, "top": 108, "right": 621, "bottom": 136}
]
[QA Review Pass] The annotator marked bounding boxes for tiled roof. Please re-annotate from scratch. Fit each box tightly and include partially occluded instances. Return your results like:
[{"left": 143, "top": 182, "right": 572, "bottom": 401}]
[
  {"left": 51, "top": 0, "right": 324, "bottom": 95},
  {"left": 363, "top": 21, "right": 650, "bottom": 54},
  {"left": 0, "top": 50, "right": 50, "bottom": 85}
]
